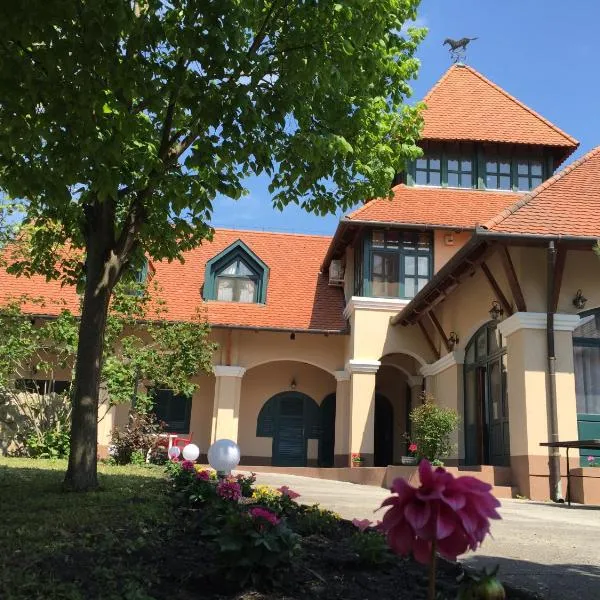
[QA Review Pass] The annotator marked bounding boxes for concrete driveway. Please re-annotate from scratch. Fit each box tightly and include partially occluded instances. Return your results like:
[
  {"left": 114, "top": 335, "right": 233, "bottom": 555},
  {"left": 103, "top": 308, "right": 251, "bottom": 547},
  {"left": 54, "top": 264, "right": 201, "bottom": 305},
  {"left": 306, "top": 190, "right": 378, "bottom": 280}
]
[{"left": 250, "top": 471, "right": 600, "bottom": 600}]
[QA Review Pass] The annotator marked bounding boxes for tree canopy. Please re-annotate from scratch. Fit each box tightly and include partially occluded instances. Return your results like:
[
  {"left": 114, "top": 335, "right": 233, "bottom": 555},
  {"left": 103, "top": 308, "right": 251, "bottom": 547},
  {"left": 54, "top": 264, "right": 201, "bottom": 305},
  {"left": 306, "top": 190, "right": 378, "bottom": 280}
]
[{"left": 0, "top": 0, "right": 426, "bottom": 489}]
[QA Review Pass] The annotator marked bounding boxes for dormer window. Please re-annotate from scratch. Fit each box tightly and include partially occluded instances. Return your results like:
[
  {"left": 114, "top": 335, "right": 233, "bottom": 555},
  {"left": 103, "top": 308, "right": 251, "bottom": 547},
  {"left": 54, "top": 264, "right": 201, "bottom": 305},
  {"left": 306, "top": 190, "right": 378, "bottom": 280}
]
[
  {"left": 485, "top": 158, "right": 512, "bottom": 190},
  {"left": 516, "top": 159, "right": 543, "bottom": 191},
  {"left": 415, "top": 155, "right": 441, "bottom": 186},
  {"left": 204, "top": 240, "right": 269, "bottom": 304},
  {"left": 216, "top": 259, "right": 257, "bottom": 303}
]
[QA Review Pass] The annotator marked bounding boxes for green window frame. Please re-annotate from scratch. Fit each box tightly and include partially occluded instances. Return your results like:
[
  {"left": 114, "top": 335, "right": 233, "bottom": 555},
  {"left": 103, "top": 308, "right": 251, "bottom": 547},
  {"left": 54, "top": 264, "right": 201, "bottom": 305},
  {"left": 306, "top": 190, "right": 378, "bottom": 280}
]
[
  {"left": 414, "top": 154, "right": 442, "bottom": 186},
  {"left": 358, "top": 229, "right": 433, "bottom": 299},
  {"left": 151, "top": 388, "right": 192, "bottom": 434},
  {"left": 204, "top": 240, "right": 269, "bottom": 304},
  {"left": 446, "top": 155, "right": 474, "bottom": 188},
  {"left": 485, "top": 157, "right": 512, "bottom": 190},
  {"left": 516, "top": 158, "right": 543, "bottom": 191}
]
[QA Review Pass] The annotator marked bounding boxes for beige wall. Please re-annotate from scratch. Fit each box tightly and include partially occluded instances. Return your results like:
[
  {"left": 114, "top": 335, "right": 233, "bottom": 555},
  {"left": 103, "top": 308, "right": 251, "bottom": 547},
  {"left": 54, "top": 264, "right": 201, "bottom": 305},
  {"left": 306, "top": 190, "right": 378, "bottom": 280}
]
[
  {"left": 557, "top": 249, "right": 600, "bottom": 313},
  {"left": 189, "top": 374, "right": 215, "bottom": 453},
  {"left": 434, "top": 230, "right": 473, "bottom": 273},
  {"left": 238, "top": 361, "right": 336, "bottom": 461}
]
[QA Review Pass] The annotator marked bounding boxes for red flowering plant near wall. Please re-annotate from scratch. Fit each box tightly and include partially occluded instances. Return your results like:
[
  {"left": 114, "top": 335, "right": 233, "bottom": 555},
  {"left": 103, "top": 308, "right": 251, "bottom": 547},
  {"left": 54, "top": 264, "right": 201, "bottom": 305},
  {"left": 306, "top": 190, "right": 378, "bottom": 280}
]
[{"left": 379, "top": 459, "right": 502, "bottom": 600}]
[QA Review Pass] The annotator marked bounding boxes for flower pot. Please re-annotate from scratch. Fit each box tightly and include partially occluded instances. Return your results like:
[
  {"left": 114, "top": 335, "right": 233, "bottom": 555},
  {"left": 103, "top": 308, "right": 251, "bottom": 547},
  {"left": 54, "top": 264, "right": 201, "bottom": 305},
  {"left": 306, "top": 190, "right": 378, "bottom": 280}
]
[{"left": 401, "top": 456, "right": 418, "bottom": 466}]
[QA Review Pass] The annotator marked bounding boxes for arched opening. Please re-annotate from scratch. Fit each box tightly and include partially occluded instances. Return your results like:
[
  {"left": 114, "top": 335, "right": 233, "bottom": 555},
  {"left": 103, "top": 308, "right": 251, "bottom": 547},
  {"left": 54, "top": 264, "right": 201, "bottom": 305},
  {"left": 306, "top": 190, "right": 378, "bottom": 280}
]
[
  {"left": 573, "top": 310, "right": 600, "bottom": 466},
  {"left": 256, "top": 391, "right": 321, "bottom": 467},
  {"left": 374, "top": 393, "right": 394, "bottom": 466},
  {"left": 464, "top": 321, "right": 510, "bottom": 466},
  {"left": 318, "top": 393, "right": 336, "bottom": 467}
]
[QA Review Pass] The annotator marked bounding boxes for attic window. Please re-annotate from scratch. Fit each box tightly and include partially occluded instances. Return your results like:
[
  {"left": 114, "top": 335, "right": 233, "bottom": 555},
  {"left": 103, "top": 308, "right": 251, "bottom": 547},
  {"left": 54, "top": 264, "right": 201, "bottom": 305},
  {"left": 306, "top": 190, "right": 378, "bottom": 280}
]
[{"left": 204, "top": 240, "right": 269, "bottom": 304}]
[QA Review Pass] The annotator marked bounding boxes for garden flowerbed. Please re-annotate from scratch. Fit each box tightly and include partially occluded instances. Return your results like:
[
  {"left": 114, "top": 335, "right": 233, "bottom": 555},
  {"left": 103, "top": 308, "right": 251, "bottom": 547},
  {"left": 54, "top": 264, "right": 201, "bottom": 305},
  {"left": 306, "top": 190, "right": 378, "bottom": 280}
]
[{"left": 0, "top": 458, "right": 540, "bottom": 600}]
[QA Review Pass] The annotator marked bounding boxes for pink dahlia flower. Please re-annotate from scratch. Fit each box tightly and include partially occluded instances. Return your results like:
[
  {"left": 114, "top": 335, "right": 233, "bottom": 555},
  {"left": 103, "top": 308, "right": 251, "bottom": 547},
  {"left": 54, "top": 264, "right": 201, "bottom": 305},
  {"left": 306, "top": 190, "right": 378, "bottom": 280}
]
[
  {"left": 181, "top": 460, "right": 195, "bottom": 472},
  {"left": 249, "top": 507, "right": 280, "bottom": 526},
  {"left": 409, "top": 443, "right": 418, "bottom": 453},
  {"left": 379, "top": 459, "right": 501, "bottom": 564},
  {"left": 216, "top": 479, "right": 242, "bottom": 501},
  {"left": 352, "top": 518, "right": 372, "bottom": 532},
  {"left": 277, "top": 485, "right": 301, "bottom": 500},
  {"left": 196, "top": 469, "right": 211, "bottom": 481}
]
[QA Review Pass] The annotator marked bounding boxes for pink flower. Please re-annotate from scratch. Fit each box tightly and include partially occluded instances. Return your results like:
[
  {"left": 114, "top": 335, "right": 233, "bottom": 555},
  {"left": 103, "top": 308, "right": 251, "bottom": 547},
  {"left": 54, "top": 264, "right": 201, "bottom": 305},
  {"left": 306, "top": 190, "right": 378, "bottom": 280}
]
[
  {"left": 352, "top": 518, "right": 372, "bottom": 532},
  {"left": 249, "top": 507, "right": 280, "bottom": 526},
  {"left": 587, "top": 455, "right": 595, "bottom": 463},
  {"left": 409, "top": 443, "right": 418, "bottom": 453},
  {"left": 196, "top": 469, "right": 211, "bottom": 481},
  {"left": 379, "top": 459, "right": 501, "bottom": 564},
  {"left": 216, "top": 480, "right": 242, "bottom": 501},
  {"left": 181, "top": 460, "right": 195, "bottom": 471},
  {"left": 277, "top": 486, "right": 301, "bottom": 500}
]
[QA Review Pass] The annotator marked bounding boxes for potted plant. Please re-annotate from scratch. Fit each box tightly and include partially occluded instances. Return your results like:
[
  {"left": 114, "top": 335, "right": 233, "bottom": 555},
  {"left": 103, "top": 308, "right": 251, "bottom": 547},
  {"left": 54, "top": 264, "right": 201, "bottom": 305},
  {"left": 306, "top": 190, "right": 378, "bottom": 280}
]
[
  {"left": 351, "top": 453, "right": 365, "bottom": 467},
  {"left": 401, "top": 442, "right": 419, "bottom": 466}
]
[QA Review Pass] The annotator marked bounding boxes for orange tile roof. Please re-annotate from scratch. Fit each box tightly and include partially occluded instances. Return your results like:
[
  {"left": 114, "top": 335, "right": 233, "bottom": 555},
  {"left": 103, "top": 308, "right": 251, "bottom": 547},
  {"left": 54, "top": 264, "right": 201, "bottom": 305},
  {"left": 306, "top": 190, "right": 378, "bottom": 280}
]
[
  {"left": 0, "top": 229, "right": 347, "bottom": 333},
  {"left": 483, "top": 146, "right": 600, "bottom": 237},
  {"left": 422, "top": 64, "right": 578, "bottom": 153},
  {"left": 346, "top": 184, "right": 521, "bottom": 229}
]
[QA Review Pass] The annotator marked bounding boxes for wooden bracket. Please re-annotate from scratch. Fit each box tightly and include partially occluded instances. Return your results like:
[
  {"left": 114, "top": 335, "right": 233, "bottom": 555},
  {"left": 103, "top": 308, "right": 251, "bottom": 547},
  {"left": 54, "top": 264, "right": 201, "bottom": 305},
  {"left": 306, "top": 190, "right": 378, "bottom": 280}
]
[
  {"left": 429, "top": 311, "right": 452, "bottom": 353},
  {"left": 499, "top": 246, "right": 527, "bottom": 312},
  {"left": 481, "top": 262, "right": 514, "bottom": 317},
  {"left": 418, "top": 320, "right": 440, "bottom": 361}
]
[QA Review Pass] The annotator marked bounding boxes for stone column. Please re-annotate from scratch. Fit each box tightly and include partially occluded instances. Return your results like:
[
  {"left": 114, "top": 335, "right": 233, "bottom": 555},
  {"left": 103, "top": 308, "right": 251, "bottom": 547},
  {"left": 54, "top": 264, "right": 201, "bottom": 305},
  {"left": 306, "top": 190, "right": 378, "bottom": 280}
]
[
  {"left": 498, "top": 312, "right": 580, "bottom": 500},
  {"left": 347, "top": 359, "right": 380, "bottom": 467},
  {"left": 406, "top": 375, "right": 424, "bottom": 407},
  {"left": 211, "top": 366, "right": 246, "bottom": 444},
  {"left": 333, "top": 369, "right": 350, "bottom": 467}
]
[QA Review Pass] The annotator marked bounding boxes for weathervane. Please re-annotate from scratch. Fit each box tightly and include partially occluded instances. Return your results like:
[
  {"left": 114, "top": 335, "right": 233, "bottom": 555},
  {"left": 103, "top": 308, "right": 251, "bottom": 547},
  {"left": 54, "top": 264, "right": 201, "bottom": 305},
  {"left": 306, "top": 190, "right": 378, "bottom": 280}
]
[{"left": 443, "top": 37, "right": 478, "bottom": 63}]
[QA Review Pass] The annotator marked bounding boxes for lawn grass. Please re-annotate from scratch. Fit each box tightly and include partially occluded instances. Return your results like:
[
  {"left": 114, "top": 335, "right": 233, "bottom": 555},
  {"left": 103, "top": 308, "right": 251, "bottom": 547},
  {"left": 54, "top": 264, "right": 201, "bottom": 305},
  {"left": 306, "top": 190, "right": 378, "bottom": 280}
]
[{"left": 0, "top": 458, "right": 173, "bottom": 600}]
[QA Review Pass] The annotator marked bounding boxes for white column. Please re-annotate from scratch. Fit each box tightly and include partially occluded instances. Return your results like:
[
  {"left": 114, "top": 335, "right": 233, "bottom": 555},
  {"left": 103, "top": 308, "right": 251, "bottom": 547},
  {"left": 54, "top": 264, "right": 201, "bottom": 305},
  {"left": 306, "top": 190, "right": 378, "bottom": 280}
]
[{"left": 211, "top": 366, "right": 246, "bottom": 443}]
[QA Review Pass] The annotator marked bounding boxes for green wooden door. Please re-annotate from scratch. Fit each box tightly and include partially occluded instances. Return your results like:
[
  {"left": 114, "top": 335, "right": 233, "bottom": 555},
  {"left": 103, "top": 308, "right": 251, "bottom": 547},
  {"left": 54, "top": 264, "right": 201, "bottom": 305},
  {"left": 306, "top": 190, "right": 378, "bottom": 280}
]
[
  {"left": 318, "top": 393, "right": 336, "bottom": 467},
  {"left": 273, "top": 395, "right": 305, "bottom": 467},
  {"left": 577, "top": 414, "right": 600, "bottom": 466}
]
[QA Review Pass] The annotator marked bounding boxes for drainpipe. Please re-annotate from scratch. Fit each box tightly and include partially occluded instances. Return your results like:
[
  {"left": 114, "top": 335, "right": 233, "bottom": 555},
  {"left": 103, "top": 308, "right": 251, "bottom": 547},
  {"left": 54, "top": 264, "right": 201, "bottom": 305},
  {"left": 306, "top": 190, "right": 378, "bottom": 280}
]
[{"left": 546, "top": 241, "right": 563, "bottom": 502}]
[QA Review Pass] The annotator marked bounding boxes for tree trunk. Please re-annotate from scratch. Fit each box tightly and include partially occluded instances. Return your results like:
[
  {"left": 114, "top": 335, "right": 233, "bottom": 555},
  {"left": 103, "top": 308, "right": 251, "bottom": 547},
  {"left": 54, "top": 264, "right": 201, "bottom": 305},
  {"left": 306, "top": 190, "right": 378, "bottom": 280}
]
[{"left": 64, "top": 202, "right": 119, "bottom": 491}]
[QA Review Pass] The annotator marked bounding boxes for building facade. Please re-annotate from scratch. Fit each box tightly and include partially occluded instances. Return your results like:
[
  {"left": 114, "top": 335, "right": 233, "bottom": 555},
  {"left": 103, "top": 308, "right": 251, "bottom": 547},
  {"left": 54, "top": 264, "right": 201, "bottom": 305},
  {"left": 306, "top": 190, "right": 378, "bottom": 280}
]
[{"left": 2, "top": 64, "right": 600, "bottom": 502}]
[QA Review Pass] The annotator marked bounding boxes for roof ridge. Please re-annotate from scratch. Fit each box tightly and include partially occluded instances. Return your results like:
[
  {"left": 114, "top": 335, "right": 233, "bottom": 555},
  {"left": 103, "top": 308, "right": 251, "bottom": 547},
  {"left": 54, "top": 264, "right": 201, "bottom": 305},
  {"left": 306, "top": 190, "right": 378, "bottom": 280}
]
[
  {"left": 460, "top": 65, "right": 578, "bottom": 147},
  {"left": 482, "top": 145, "right": 600, "bottom": 230},
  {"left": 212, "top": 226, "right": 332, "bottom": 240}
]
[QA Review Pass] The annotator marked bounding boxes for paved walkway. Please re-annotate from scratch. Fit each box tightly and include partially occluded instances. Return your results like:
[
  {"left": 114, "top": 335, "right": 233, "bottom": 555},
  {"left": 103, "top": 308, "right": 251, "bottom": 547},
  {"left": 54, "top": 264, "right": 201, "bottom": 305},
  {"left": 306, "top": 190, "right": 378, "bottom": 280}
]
[{"left": 250, "top": 471, "right": 600, "bottom": 600}]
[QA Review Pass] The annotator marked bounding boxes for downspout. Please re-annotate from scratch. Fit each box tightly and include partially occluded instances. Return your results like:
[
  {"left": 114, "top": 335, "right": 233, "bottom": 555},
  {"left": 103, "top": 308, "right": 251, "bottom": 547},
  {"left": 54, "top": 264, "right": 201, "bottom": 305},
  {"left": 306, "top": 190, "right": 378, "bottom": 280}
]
[{"left": 546, "top": 241, "right": 563, "bottom": 502}]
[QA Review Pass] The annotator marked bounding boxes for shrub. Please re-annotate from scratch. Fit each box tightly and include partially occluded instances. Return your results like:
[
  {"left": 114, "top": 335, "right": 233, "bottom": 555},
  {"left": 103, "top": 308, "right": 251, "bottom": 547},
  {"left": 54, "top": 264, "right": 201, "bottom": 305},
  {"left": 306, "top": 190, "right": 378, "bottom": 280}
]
[
  {"left": 252, "top": 484, "right": 283, "bottom": 510},
  {"left": 348, "top": 530, "right": 391, "bottom": 566},
  {"left": 25, "top": 424, "right": 70, "bottom": 459},
  {"left": 409, "top": 393, "right": 459, "bottom": 464},
  {"left": 292, "top": 504, "right": 340, "bottom": 537},
  {"left": 212, "top": 507, "right": 300, "bottom": 587},
  {"left": 235, "top": 472, "right": 257, "bottom": 497},
  {"left": 109, "top": 410, "right": 163, "bottom": 465}
]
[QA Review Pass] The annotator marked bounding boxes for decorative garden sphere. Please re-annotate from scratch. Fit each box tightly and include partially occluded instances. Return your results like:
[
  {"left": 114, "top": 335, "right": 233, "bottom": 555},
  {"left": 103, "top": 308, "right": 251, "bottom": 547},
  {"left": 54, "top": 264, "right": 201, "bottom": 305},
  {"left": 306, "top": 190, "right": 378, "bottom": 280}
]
[
  {"left": 207, "top": 439, "right": 241, "bottom": 474},
  {"left": 168, "top": 445, "right": 181, "bottom": 459},
  {"left": 182, "top": 443, "right": 200, "bottom": 461}
]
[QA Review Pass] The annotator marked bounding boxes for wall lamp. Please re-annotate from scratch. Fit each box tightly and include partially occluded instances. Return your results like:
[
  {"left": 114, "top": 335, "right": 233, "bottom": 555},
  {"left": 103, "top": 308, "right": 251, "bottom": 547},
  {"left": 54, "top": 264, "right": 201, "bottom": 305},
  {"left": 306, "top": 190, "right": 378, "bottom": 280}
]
[
  {"left": 448, "top": 331, "right": 460, "bottom": 349},
  {"left": 573, "top": 289, "right": 587, "bottom": 310},
  {"left": 489, "top": 300, "right": 504, "bottom": 321},
  {"left": 290, "top": 378, "right": 297, "bottom": 391}
]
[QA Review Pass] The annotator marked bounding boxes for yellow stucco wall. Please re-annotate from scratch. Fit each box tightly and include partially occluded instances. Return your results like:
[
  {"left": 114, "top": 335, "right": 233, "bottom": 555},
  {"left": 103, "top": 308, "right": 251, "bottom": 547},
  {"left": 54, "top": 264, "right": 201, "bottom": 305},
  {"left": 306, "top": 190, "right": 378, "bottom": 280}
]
[
  {"left": 189, "top": 374, "right": 215, "bottom": 453},
  {"left": 433, "top": 230, "right": 473, "bottom": 273},
  {"left": 237, "top": 361, "right": 336, "bottom": 460}
]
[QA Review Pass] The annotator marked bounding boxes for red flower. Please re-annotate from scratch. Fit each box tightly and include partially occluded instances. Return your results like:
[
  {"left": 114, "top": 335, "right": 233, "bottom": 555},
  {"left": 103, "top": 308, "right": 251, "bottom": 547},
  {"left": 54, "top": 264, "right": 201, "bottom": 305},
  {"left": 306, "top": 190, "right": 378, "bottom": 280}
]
[
  {"left": 216, "top": 479, "right": 242, "bottom": 501},
  {"left": 379, "top": 460, "right": 501, "bottom": 564},
  {"left": 277, "top": 485, "right": 301, "bottom": 500},
  {"left": 181, "top": 460, "right": 195, "bottom": 472},
  {"left": 249, "top": 507, "right": 280, "bottom": 526},
  {"left": 195, "top": 469, "right": 211, "bottom": 481},
  {"left": 409, "top": 443, "right": 418, "bottom": 453}
]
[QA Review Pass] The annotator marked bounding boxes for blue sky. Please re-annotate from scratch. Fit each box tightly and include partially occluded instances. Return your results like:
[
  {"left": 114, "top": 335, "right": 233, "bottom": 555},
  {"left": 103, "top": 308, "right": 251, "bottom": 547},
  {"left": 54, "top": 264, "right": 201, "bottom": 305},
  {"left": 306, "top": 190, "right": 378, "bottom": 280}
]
[{"left": 210, "top": 0, "right": 600, "bottom": 236}]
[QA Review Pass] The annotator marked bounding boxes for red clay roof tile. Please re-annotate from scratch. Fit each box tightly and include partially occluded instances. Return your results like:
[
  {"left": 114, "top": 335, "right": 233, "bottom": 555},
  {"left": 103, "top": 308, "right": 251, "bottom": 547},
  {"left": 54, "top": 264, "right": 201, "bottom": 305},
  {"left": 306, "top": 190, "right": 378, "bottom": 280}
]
[
  {"left": 422, "top": 64, "right": 578, "bottom": 152},
  {"left": 0, "top": 229, "right": 347, "bottom": 332},
  {"left": 483, "top": 146, "right": 600, "bottom": 237},
  {"left": 346, "top": 184, "right": 521, "bottom": 229}
]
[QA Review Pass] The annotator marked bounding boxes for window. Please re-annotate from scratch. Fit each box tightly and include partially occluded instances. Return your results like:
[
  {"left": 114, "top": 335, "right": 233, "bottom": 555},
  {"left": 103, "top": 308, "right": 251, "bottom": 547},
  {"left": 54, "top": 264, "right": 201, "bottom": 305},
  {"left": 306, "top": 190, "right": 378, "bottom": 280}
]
[
  {"left": 414, "top": 155, "right": 441, "bottom": 186},
  {"left": 485, "top": 158, "right": 512, "bottom": 190},
  {"left": 216, "top": 259, "right": 257, "bottom": 303},
  {"left": 15, "top": 379, "right": 70, "bottom": 395},
  {"left": 516, "top": 159, "right": 543, "bottom": 191},
  {"left": 447, "top": 156, "right": 473, "bottom": 188},
  {"left": 360, "top": 230, "right": 432, "bottom": 299},
  {"left": 151, "top": 389, "right": 192, "bottom": 433},
  {"left": 204, "top": 240, "right": 269, "bottom": 304}
]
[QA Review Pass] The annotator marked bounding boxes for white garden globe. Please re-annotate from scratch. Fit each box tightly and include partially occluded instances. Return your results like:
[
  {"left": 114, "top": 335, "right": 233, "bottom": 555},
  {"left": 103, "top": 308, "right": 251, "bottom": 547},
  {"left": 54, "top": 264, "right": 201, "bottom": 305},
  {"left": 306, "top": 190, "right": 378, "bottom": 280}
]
[
  {"left": 207, "top": 439, "right": 241, "bottom": 474},
  {"left": 167, "top": 445, "right": 181, "bottom": 459},
  {"left": 182, "top": 443, "right": 200, "bottom": 461}
]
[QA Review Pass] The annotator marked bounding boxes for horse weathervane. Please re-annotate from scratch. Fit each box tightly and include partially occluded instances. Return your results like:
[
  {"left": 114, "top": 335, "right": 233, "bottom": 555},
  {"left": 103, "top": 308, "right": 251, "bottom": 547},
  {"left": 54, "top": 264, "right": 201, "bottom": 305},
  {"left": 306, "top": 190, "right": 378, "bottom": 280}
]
[{"left": 443, "top": 37, "right": 478, "bottom": 63}]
